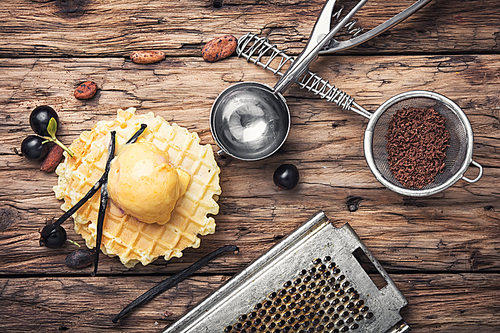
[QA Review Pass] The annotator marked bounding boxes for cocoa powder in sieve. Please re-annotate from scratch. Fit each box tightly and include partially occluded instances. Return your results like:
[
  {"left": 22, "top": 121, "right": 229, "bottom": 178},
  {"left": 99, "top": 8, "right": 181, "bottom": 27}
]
[{"left": 386, "top": 107, "right": 450, "bottom": 189}]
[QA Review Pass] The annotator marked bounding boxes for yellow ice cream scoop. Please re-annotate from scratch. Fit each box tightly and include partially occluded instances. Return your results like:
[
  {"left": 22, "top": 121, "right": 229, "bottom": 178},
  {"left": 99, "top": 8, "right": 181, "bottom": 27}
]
[{"left": 107, "top": 141, "right": 190, "bottom": 225}]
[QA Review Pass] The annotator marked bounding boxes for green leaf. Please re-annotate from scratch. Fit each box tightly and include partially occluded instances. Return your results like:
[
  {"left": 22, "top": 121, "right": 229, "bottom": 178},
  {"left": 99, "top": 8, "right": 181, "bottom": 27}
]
[{"left": 47, "top": 117, "right": 58, "bottom": 139}]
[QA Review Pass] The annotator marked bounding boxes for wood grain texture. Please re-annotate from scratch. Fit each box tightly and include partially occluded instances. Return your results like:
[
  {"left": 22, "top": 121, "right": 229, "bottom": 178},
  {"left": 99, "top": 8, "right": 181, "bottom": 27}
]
[
  {"left": 1, "top": 0, "right": 499, "bottom": 332},
  {"left": 0, "top": 55, "right": 499, "bottom": 275},
  {"left": 0, "top": 274, "right": 499, "bottom": 332},
  {"left": 0, "top": 0, "right": 499, "bottom": 57}
]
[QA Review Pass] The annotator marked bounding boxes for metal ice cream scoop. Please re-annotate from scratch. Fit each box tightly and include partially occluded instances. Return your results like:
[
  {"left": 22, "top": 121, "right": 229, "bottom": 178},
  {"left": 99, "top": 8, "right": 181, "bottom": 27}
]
[{"left": 210, "top": 0, "right": 368, "bottom": 161}]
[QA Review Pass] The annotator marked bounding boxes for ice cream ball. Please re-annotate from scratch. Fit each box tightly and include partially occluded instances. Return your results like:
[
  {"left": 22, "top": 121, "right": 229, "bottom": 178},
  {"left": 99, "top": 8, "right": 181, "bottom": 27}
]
[{"left": 107, "top": 141, "right": 190, "bottom": 225}]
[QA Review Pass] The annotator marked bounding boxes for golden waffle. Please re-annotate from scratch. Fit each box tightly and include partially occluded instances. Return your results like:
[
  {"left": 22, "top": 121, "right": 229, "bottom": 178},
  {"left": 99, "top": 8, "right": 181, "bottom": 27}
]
[{"left": 54, "top": 108, "right": 221, "bottom": 268}]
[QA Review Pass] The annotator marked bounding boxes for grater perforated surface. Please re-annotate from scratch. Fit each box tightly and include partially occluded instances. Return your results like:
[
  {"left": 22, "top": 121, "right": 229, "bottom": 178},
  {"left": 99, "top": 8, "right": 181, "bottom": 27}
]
[
  {"left": 224, "top": 256, "right": 373, "bottom": 333},
  {"left": 164, "top": 212, "right": 409, "bottom": 333}
]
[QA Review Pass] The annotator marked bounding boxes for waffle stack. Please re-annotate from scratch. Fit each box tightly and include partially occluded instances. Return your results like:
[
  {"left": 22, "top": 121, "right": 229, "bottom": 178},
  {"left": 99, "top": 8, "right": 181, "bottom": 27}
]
[{"left": 54, "top": 108, "right": 221, "bottom": 268}]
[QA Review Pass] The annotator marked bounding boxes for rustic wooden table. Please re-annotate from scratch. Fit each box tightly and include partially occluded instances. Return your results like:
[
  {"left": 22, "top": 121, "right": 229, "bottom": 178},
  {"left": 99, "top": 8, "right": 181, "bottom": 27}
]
[{"left": 1, "top": 0, "right": 499, "bottom": 332}]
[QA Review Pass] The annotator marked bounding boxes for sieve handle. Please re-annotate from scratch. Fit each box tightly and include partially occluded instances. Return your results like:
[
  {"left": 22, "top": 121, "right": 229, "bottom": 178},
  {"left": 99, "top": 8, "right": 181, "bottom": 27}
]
[
  {"left": 461, "top": 160, "right": 483, "bottom": 183},
  {"left": 350, "top": 101, "right": 372, "bottom": 119}
]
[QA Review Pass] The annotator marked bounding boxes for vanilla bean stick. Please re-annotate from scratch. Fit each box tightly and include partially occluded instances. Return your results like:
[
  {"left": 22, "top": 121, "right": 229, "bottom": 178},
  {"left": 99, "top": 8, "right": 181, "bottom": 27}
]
[
  {"left": 91, "top": 131, "right": 116, "bottom": 277},
  {"left": 126, "top": 123, "right": 147, "bottom": 144},
  {"left": 112, "top": 245, "right": 239, "bottom": 323},
  {"left": 40, "top": 179, "right": 102, "bottom": 242}
]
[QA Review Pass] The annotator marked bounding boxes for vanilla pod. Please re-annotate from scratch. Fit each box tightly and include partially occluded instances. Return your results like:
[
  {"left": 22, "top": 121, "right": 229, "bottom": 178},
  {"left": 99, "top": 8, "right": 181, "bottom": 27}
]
[{"left": 112, "top": 245, "right": 239, "bottom": 323}]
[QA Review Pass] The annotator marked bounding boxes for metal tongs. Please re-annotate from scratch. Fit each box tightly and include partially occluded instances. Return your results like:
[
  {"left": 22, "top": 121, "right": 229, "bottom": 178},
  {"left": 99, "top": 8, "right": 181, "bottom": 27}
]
[{"left": 274, "top": 0, "right": 432, "bottom": 94}]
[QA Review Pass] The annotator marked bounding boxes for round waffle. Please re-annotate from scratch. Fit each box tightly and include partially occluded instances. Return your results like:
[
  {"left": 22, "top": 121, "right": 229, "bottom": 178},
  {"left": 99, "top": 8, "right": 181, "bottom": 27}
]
[{"left": 54, "top": 108, "right": 221, "bottom": 268}]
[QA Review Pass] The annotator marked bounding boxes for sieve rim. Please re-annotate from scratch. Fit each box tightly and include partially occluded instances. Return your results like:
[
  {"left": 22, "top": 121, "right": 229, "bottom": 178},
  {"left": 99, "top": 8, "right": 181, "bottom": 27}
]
[{"left": 363, "top": 90, "right": 475, "bottom": 197}]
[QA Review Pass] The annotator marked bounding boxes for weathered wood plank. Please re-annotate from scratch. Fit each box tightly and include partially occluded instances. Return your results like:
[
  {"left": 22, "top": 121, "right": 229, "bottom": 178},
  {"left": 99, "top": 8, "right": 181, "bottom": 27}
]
[
  {"left": 1, "top": 195, "right": 499, "bottom": 275},
  {"left": 1, "top": 0, "right": 498, "bottom": 331},
  {"left": 0, "top": 274, "right": 499, "bottom": 332},
  {"left": 0, "top": 0, "right": 499, "bottom": 58},
  {"left": 0, "top": 55, "right": 499, "bottom": 275},
  {"left": 1, "top": 55, "right": 499, "bottom": 149}
]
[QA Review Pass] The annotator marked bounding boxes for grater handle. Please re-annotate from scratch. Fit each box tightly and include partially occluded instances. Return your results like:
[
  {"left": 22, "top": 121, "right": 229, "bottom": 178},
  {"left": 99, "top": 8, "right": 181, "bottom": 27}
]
[
  {"left": 461, "top": 159, "right": 483, "bottom": 183},
  {"left": 353, "top": 244, "right": 392, "bottom": 289},
  {"left": 347, "top": 223, "right": 406, "bottom": 303}
]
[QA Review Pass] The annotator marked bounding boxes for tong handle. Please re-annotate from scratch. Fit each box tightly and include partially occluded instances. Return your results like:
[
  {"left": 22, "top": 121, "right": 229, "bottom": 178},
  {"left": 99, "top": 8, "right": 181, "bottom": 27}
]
[
  {"left": 274, "top": 0, "right": 368, "bottom": 94},
  {"left": 320, "top": 0, "right": 432, "bottom": 55}
]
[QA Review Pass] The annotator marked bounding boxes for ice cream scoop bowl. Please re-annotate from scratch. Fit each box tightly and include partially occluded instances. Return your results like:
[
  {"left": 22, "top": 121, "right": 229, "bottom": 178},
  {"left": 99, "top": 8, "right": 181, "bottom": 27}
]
[{"left": 210, "top": 82, "right": 290, "bottom": 161}]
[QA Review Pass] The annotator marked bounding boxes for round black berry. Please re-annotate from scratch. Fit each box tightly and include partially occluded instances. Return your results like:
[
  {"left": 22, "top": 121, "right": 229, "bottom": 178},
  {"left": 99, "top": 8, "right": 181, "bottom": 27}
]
[
  {"left": 21, "top": 135, "right": 49, "bottom": 161},
  {"left": 273, "top": 164, "right": 299, "bottom": 190},
  {"left": 30, "top": 105, "right": 59, "bottom": 137},
  {"left": 39, "top": 224, "right": 67, "bottom": 248}
]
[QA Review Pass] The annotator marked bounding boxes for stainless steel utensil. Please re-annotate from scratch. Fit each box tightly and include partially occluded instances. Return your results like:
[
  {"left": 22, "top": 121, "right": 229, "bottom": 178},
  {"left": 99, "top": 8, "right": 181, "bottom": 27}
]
[
  {"left": 362, "top": 90, "right": 483, "bottom": 196},
  {"left": 210, "top": 0, "right": 368, "bottom": 161},
  {"left": 319, "top": 0, "right": 432, "bottom": 55},
  {"left": 237, "top": 33, "right": 483, "bottom": 196},
  {"left": 163, "top": 211, "right": 410, "bottom": 333}
]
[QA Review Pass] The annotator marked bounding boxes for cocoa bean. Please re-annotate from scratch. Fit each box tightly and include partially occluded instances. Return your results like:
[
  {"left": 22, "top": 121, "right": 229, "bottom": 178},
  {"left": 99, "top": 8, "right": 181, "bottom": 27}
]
[
  {"left": 202, "top": 35, "right": 237, "bottom": 62},
  {"left": 74, "top": 81, "right": 97, "bottom": 100},
  {"left": 40, "top": 144, "right": 64, "bottom": 173},
  {"left": 130, "top": 50, "right": 166, "bottom": 64},
  {"left": 65, "top": 249, "right": 94, "bottom": 269}
]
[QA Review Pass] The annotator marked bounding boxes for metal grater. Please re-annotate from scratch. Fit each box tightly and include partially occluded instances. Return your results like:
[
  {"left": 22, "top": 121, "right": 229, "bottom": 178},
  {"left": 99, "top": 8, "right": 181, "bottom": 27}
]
[{"left": 163, "top": 212, "right": 409, "bottom": 333}]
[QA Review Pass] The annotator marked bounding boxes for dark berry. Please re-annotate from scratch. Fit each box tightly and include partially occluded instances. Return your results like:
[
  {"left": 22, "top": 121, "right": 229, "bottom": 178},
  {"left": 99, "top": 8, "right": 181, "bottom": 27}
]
[
  {"left": 39, "top": 224, "right": 67, "bottom": 248},
  {"left": 273, "top": 164, "right": 299, "bottom": 190},
  {"left": 30, "top": 105, "right": 59, "bottom": 137},
  {"left": 21, "top": 135, "right": 49, "bottom": 161}
]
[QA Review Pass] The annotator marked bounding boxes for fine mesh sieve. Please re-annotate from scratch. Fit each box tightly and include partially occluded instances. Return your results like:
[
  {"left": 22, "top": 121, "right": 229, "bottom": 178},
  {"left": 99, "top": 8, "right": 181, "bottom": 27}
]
[{"left": 362, "top": 90, "right": 483, "bottom": 197}]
